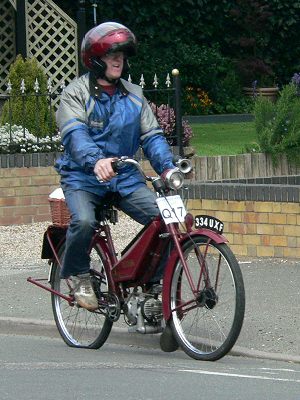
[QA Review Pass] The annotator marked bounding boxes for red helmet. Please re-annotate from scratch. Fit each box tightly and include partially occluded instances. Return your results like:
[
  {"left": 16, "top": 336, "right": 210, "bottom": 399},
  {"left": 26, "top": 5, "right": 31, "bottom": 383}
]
[{"left": 81, "top": 22, "right": 137, "bottom": 71}]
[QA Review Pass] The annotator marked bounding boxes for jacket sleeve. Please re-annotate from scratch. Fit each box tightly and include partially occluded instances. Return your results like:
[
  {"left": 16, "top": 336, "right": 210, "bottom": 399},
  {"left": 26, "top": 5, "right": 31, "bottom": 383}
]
[
  {"left": 56, "top": 83, "right": 104, "bottom": 172},
  {"left": 140, "top": 97, "right": 175, "bottom": 174}
]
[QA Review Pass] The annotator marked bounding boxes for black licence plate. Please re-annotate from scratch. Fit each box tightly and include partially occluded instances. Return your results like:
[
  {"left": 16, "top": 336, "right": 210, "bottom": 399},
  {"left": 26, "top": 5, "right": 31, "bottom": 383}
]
[{"left": 194, "top": 215, "right": 224, "bottom": 234}]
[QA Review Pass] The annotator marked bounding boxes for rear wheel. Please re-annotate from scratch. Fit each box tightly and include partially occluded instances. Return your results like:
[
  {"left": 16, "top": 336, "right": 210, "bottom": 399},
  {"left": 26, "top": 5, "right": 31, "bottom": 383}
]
[
  {"left": 51, "top": 242, "right": 113, "bottom": 348},
  {"left": 170, "top": 235, "right": 245, "bottom": 361}
]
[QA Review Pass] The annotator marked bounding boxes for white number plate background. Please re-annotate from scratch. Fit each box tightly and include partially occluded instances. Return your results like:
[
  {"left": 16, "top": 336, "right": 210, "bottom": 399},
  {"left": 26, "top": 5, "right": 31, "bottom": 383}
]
[{"left": 156, "top": 195, "right": 187, "bottom": 224}]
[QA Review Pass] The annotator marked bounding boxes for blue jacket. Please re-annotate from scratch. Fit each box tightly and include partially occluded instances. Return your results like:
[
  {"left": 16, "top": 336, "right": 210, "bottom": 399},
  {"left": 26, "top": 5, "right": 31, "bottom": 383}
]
[{"left": 55, "top": 73, "right": 174, "bottom": 197}]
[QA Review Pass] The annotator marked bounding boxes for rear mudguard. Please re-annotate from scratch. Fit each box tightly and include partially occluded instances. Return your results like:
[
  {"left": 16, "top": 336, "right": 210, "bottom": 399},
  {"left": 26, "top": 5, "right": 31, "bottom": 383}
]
[
  {"left": 91, "top": 235, "right": 116, "bottom": 291},
  {"left": 162, "top": 228, "right": 228, "bottom": 321},
  {"left": 41, "top": 225, "right": 68, "bottom": 261}
]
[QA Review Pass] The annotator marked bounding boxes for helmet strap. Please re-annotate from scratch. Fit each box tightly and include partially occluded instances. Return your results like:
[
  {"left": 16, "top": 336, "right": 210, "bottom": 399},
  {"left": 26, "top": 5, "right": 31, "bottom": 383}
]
[
  {"left": 104, "top": 77, "right": 119, "bottom": 84},
  {"left": 90, "top": 57, "right": 107, "bottom": 79}
]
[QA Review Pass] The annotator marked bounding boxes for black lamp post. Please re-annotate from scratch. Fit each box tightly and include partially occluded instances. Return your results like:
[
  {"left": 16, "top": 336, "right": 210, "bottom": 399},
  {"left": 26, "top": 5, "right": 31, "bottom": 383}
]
[
  {"left": 77, "top": 0, "right": 87, "bottom": 76},
  {"left": 16, "top": 0, "right": 27, "bottom": 58}
]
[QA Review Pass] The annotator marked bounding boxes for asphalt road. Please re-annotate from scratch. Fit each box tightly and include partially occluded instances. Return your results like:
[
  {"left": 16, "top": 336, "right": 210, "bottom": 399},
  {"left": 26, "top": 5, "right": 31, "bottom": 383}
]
[{"left": 1, "top": 334, "right": 300, "bottom": 400}]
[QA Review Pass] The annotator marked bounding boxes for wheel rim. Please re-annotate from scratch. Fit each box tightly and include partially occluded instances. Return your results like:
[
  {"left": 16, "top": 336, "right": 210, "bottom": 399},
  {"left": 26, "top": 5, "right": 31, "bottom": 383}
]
[
  {"left": 52, "top": 246, "right": 111, "bottom": 347},
  {"left": 170, "top": 241, "right": 240, "bottom": 357}
]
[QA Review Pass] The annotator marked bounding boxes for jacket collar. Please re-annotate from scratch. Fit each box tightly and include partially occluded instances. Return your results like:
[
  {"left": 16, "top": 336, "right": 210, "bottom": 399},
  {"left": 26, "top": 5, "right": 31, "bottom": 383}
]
[{"left": 89, "top": 72, "right": 129, "bottom": 98}]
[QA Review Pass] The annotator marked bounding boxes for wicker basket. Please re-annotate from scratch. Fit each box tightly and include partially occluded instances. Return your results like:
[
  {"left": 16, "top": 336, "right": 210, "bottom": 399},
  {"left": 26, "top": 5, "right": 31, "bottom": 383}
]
[{"left": 49, "top": 198, "right": 71, "bottom": 226}]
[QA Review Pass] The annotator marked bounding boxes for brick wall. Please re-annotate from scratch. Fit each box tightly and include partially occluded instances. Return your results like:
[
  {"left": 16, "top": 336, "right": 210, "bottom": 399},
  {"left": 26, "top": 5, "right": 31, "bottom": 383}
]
[
  {"left": 0, "top": 160, "right": 154, "bottom": 226},
  {"left": 188, "top": 199, "right": 300, "bottom": 259},
  {"left": 0, "top": 166, "right": 60, "bottom": 225},
  {"left": 1, "top": 160, "right": 300, "bottom": 259}
]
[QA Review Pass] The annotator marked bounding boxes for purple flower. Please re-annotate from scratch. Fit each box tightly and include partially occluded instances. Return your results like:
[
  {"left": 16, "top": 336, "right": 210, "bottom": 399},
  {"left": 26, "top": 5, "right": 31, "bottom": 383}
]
[
  {"left": 150, "top": 102, "right": 193, "bottom": 145},
  {"left": 291, "top": 73, "right": 300, "bottom": 86}
]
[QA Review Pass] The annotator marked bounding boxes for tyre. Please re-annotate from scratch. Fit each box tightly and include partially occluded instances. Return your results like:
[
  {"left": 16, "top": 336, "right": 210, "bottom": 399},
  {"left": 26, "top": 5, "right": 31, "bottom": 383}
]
[
  {"left": 170, "top": 235, "right": 245, "bottom": 361},
  {"left": 50, "top": 241, "right": 113, "bottom": 348}
]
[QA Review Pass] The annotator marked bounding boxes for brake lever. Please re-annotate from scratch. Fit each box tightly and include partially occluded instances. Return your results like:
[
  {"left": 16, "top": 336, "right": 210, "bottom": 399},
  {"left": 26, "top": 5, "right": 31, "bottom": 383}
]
[{"left": 111, "top": 159, "right": 124, "bottom": 172}]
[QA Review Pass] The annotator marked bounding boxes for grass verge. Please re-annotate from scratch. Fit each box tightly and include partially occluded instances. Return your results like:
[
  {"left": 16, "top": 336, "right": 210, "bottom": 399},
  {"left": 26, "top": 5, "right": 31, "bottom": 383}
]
[{"left": 190, "top": 122, "right": 256, "bottom": 156}]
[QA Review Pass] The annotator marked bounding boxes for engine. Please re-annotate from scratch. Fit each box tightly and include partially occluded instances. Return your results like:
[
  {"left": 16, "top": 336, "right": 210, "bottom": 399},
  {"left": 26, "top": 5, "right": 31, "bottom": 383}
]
[
  {"left": 125, "top": 292, "right": 163, "bottom": 334},
  {"left": 141, "top": 296, "right": 163, "bottom": 322}
]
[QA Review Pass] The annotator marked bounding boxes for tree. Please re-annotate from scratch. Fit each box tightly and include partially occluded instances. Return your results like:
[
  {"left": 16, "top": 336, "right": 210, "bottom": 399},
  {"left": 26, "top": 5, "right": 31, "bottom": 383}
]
[{"left": 1, "top": 55, "right": 56, "bottom": 137}]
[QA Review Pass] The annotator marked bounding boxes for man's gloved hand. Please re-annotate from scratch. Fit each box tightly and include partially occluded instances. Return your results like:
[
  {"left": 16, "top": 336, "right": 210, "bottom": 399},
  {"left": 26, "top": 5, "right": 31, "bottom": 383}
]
[{"left": 160, "top": 168, "right": 173, "bottom": 181}]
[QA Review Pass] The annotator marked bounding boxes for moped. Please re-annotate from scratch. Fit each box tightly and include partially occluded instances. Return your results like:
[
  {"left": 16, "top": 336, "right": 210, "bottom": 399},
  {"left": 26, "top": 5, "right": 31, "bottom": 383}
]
[{"left": 28, "top": 157, "right": 245, "bottom": 361}]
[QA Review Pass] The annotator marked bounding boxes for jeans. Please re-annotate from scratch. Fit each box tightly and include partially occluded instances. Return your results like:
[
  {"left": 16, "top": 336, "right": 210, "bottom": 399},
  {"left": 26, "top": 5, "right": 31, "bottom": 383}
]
[{"left": 60, "top": 185, "right": 160, "bottom": 279}]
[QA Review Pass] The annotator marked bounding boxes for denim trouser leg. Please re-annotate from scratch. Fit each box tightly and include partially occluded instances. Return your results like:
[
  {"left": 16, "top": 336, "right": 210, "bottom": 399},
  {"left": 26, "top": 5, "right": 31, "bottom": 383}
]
[
  {"left": 60, "top": 190, "right": 101, "bottom": 279},
  {"left": 118, "top": 186, "right": 159, "bottom": 224}
]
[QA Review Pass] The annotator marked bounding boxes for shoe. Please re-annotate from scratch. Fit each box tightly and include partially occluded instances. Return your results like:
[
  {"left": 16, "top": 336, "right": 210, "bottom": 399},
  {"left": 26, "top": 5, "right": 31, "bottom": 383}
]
[
  {"left": 72, "top": 273, "right": 98, "bottom": 311},
  {"left": 160, "top": 324, "right": 179, "bottom": 352}
]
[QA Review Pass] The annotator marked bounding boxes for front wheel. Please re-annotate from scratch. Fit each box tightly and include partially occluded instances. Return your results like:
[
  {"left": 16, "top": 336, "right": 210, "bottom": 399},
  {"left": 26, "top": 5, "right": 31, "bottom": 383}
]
[
  {"left": 50, "top": 242, "right": 113, "bottom": 348},
  {"left": 169, "top": 236, "right": 245, "bottom": 361}
]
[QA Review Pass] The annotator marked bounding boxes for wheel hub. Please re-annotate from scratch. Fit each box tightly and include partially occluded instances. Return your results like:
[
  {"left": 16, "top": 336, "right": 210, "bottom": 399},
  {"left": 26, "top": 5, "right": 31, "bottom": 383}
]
[{"left": 196, "top": 288, "right": 218, "bottom": 309}]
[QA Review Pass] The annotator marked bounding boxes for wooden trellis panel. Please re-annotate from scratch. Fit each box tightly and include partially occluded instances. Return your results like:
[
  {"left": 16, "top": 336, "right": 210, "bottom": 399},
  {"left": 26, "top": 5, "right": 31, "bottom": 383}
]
[
  {"left": 0, "top": 0, "right": 16, "bottom": 93},
  {"left": 25, "top": 0, "right": 78, "bottom": 100},
  {"left": 0, "top": 0, "right": 78, "bottom": 101}
]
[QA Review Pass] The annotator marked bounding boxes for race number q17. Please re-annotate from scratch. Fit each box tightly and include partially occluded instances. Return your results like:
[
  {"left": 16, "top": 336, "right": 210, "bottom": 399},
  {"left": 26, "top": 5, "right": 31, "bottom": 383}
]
[{"left": 156, "top": 195, "right": 187, "bottom": 224}]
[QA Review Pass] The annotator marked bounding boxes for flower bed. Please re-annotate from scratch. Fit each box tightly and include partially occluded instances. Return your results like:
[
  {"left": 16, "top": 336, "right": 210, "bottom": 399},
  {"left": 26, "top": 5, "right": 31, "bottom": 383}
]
[{"left": 0, "top": 124, "right": 63, "bottom": 154}]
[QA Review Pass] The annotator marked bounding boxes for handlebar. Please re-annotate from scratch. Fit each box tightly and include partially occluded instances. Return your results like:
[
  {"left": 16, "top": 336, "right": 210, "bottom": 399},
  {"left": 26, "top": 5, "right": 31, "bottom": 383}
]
[
  {"left": 112, "top": 157, "right": 151, "bottom": 181},
  {"left": 112, "top": 156, "right": 192, "bottom": 177},
  {"left": 97, "top": 156, "right": 192, "bottom": 190}
]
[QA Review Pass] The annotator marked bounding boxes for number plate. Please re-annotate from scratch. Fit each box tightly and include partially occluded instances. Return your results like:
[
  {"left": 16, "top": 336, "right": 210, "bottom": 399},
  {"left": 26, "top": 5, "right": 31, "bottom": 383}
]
[
  {"left": 194, "top": 215, "right": 224, "bottom": 234},
  {"left": 156, "top": 195, "right": 187, "bottom": 224}
]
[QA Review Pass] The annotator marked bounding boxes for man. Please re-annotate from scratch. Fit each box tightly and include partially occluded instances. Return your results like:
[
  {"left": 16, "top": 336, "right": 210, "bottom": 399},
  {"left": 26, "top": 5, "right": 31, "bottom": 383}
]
[{"left": 55, "top": 22, "right": 175, "bottom": 311}]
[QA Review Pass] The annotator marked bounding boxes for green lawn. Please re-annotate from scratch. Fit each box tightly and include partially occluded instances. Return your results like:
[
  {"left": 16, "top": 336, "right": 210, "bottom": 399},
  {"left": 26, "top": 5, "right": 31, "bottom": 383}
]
[{"left": 190, "top": 122, "right": 257, "bottom": 156}]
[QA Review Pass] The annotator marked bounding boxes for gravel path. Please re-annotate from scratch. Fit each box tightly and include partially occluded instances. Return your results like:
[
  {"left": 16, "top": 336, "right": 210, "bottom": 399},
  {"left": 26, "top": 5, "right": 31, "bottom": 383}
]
[{"left": 0, "top": 214, "right": 142, "bottom": 271}]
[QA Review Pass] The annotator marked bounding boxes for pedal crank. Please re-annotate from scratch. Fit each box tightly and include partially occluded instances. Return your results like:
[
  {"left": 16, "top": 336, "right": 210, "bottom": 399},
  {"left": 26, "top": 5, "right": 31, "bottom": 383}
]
[{"left": 98, "top": 292, "right": 121, "bottom": 322}]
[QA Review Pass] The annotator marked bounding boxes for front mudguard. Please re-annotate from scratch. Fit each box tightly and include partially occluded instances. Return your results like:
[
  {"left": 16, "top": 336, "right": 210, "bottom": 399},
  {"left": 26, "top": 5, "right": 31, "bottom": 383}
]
[{"left": 162, "top": 228, "right": 228, "bottom": 321}]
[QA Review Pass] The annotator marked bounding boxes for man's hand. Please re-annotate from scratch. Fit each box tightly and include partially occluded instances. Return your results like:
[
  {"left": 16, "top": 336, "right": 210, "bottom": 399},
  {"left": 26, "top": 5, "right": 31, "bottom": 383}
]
[{"left": 94, "top": 158, "right": 117, "bottom": 182}]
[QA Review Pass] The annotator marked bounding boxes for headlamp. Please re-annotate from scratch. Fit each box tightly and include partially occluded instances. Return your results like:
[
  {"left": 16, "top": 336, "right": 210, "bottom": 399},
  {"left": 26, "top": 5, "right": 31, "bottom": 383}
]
[{"left": 164, "top": 168, "right": 184, "bottom": 190}]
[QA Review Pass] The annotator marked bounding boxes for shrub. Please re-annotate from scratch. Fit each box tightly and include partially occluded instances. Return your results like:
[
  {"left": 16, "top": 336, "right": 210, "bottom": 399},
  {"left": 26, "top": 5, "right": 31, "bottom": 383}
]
[
  {"left": 1, "top": 55, "right": 56, "bottom": 138},
  {"left": 212, "top": 70, "right": 254, "bottom": 114},
  {"left": 0, "top": 124, "right": 63, "bottom": 154},
  {"left": 130, "top": 41, "right": 250, "bottom": 115},
  {"left": 253, "top": 82, "right": 300, "bottom": 164}
]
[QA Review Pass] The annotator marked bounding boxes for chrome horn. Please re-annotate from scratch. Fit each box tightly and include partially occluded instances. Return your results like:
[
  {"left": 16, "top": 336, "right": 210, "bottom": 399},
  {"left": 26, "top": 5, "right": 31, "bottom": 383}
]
[{"left": 174, "top": 158, "right": 192, "bottom": 174}]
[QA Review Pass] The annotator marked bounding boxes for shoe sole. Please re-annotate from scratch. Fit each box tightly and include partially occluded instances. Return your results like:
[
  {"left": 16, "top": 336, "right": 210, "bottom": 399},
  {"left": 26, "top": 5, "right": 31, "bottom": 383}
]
[{"left": 76, "top": 299, "right": 98, "bottom": 312}]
